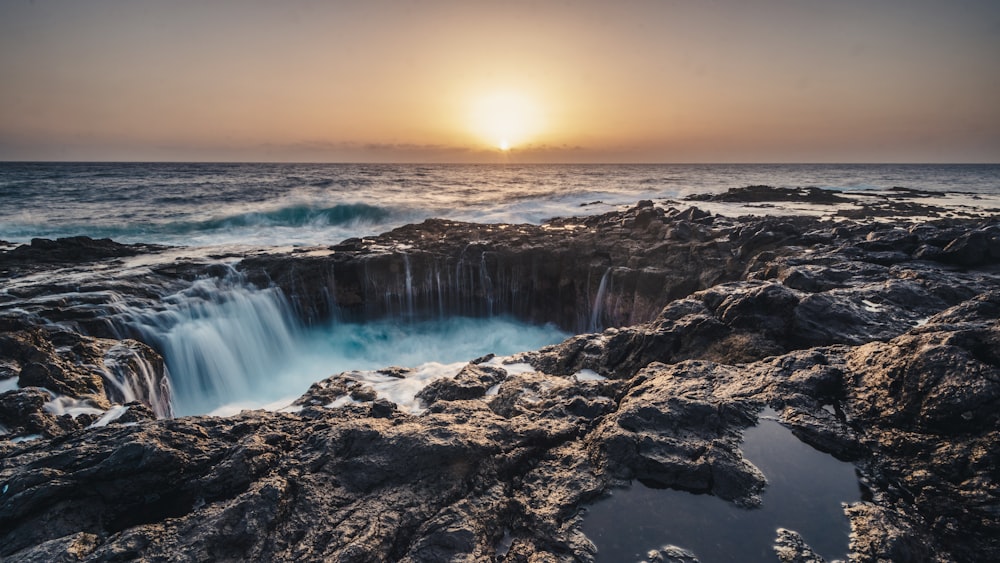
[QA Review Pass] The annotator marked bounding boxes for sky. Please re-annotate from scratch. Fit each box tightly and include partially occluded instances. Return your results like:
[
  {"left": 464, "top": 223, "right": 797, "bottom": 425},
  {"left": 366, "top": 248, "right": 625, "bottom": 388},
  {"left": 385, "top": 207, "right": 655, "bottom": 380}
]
[{"left": 1, "top": 0, "right": 998, "bottom": 163}]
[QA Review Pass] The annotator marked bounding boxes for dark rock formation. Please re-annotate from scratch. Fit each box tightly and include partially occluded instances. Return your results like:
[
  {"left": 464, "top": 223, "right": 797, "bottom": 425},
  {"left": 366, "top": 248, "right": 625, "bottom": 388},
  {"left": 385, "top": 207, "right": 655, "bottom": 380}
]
[
  {"left": 238, "top": 204, "right": 748, "bottom": 332},
  {"left": 685, "top": 185, "right": 851, "bottom": 204},
  {"left": 1, "top": 206, "right": 999, "bottom": 561},
  {"left": 773, "top": 528, "right": 825, "bottom": 563},
  {"left": 0, "top": 236, "right": 163, "bottom": 280},
  {"left": 0, "top": 327, "right": 171, "bottom": 439}
]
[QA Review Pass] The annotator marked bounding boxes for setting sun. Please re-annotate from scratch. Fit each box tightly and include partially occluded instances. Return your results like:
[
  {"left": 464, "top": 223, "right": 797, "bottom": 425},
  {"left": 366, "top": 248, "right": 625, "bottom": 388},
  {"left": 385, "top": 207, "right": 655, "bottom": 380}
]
[{"left": 468, "top": 90, "right": 545, "bottom": 151}]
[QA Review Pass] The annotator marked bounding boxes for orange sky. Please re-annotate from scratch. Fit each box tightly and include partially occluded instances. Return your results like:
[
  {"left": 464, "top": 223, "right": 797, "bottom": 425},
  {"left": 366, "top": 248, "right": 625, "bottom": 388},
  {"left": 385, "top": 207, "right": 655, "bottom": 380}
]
[{"left": 1, "top": 0, "right": 998, "bottom": 163}]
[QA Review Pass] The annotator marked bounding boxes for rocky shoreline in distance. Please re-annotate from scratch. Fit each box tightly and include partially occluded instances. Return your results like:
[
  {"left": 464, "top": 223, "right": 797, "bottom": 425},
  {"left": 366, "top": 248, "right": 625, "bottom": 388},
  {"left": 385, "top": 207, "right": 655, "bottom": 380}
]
[{"left": 1, "top": 189, "right": 999, "bottom": 561}]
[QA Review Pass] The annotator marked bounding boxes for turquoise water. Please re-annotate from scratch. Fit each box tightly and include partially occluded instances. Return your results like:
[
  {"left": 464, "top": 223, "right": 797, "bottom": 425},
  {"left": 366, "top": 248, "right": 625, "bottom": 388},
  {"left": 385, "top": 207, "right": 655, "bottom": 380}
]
[{"left": 115, "top": 275, "right": 569, "bottom": 415}]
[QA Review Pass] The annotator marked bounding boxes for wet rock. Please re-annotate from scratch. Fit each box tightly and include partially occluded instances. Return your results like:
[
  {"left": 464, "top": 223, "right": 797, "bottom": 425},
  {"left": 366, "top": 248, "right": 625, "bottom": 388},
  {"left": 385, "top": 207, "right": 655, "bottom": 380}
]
[
  {"left": 845, "top": 322, "right": 1000, "bottom": 434},
  {"left": 773, "top": 528, "right": 826, "bottom": 563},
  {"left": 0, "top": 328, "right": 170, "bottom": 421},
  {"left": 592, "top": 361, "right": 766, "bottom": 506},
  {"left": 937, "top": 227, "right": 1000, "bottom": 267},
  {"left": 239, "top": 205, "right": 740, "bottom": 332},
  {"left": 685, "top": 185, "right": 851, "bottom": 204},
  {"left": 1, "top": 329, "right": 105, "bottom": 398},
  {"left": 0, "top": 388, "right": 66, "bottom": 439},
  {"left": 293, "top": 372, "right": 385, "bottom": 407},
  {"left": 1, "top": 210, "right": 999, "bottom": 561},
  {"left": 844, "top": 503, "right": 937, "bottom": 562},
  {"left": 116, "top": 401, "right": 157, "bottom": 425},
  {"left": 9, "top": 532, "right": 102, "bottom": 563},
  {"left": 0, "top": 236, "right": 152, "bottom": 265},
  {"left": 643, "top": 544, "right": 701, "bottom": 562},
  {"left": 416, "top": 363, "right": 507, "bottom": 405}
]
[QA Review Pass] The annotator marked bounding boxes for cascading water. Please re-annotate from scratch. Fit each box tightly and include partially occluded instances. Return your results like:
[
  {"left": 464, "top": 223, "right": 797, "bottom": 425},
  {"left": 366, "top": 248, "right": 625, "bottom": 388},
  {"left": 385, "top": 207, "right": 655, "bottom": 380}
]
[
  {"left": 116, "top": 272, "right": 303, "bottom": 415},
  {"left": 589, "top": 268, "right": 612, "bottom": 333},
  {"left": 101, "top": 342, "right": 174, "bottom": 418},
  {"left": 114, "top": 269, "right": 569, "bottom": 416},
  {"left": 403, "top": 253, "right": 415, "bottom": 318}
]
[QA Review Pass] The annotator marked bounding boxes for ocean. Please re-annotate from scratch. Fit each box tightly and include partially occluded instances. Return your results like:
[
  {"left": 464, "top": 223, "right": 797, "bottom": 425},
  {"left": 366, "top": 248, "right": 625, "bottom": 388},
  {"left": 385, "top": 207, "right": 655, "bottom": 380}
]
[{"left": 2, "top": 162, "right": 997, "bottom": 248}]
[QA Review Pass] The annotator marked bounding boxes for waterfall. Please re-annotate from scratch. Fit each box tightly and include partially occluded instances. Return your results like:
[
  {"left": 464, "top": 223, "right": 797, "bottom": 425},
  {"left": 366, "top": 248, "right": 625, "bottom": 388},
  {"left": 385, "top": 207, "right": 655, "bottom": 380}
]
[
  {"left": 101, "top": 342, "right": 174, "bottom": 418},
  {"left": 115, "top": 272, "right": 302, "bottom": 415},
  {"left": 92, "top": 253, "right": 580, "bottom": 416},
  {"left": 589, "top": 268, "right": 612, "bottom": 333},
  {"left": 435, "top": 269, "right": 445, "bottom": 319},
  {"left": 479, "top": 252, "right": 495, "bottom": 316},
  {"left": 403, "top": 253, "right": 415, "bottom": 318}
]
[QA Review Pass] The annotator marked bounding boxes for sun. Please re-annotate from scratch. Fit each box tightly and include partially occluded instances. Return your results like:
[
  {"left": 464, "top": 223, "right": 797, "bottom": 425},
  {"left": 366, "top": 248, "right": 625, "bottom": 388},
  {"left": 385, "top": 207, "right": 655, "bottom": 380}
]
[{"left": 468, "top": 90, "right": 545, "bottom": 150}]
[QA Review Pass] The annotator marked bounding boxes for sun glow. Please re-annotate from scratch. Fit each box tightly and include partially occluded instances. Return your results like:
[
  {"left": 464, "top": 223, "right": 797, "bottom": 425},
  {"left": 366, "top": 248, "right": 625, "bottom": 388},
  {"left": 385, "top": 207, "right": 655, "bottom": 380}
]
[{"left": 468, "top": 90, "right": 545, "bottom": 150}]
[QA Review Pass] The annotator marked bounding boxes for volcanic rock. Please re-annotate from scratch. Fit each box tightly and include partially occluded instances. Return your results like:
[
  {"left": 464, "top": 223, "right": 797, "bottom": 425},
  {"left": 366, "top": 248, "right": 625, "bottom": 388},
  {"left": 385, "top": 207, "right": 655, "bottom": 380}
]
[
  {"left": 685, "top": 185, "right": 851, "bottom": 204},
  {"left": 1, "top": 207, "right": 999, "bottom": 561}
]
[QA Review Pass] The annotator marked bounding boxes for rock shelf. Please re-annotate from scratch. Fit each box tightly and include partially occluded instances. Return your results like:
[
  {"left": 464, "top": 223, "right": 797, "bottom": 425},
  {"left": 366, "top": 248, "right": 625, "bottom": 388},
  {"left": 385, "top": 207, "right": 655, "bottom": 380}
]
[{"left": 1, "top": 202, "right": 998, "bottom": 561}]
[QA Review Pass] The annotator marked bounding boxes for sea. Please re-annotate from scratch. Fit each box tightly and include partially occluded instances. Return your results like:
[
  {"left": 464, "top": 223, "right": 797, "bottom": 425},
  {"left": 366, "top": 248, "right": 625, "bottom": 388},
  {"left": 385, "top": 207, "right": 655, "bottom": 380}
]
[{"left": 1, "top": 162, "right": 997, "bottom": 248}]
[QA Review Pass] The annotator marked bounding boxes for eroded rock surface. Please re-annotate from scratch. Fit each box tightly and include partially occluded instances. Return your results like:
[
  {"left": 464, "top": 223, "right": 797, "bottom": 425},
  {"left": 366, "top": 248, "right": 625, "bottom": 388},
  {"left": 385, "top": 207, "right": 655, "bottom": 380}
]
[{"left": 1, "top": 206, "right": 998, "bottom": 561}]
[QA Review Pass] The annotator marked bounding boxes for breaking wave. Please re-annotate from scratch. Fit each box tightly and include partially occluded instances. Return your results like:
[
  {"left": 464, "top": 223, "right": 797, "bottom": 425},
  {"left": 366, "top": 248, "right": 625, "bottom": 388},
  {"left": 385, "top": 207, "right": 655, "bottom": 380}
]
[{"left": 179, "top": 202, "right": 392, "bottom": 231}]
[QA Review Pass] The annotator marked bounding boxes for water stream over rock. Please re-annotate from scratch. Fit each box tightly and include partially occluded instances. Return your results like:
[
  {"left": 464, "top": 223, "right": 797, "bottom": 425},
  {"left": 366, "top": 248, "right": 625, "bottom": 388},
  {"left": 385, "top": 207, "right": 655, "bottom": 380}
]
[{"left": 113, "top": 274, "right": 568, "bottom": 415}]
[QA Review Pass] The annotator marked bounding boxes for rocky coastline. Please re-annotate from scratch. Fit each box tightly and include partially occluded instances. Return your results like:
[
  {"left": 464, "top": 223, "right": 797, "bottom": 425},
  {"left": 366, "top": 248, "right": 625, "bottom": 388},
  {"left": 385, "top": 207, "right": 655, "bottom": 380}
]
[{"left": 1, "top": 191, "right": 999, "bottom": 561}]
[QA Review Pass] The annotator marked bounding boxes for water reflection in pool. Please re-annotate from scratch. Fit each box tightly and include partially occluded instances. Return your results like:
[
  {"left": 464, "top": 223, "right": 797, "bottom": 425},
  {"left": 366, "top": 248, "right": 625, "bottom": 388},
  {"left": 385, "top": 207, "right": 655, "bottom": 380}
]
[{"left": 582, "top": 409, "right": 861, "bottom": 562}]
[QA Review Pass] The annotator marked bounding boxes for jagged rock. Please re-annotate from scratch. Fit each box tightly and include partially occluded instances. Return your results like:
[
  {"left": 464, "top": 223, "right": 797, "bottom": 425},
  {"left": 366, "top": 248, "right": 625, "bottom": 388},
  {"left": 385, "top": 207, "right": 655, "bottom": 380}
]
[
  {"left": 685, "top": 185, "right": 851, "bottom": 204},
  {"left": 937, "top": 227, "right": 1000, "bottom": 267},
  {"left": 416, "top": 363, "right": 507, "bottom": 405},
  {"left": 9, "top": 532, "right": 102, "bottom": 563},
  {"left": 0, "top": 236, "right": 151, "bottom": 265},
  {"left": 844, "top": 502, "right": 938, "bottom": 562},
  {"left": 117, "top": 401, "right": 157, "bottom": 424},
  {"left": 643, "top": 544, "right": 701, "bottom": 562},
  {"left": 1, "top": 329, "right": 106, "bottom": 398},
  {"left": 292, "top": 372, "right": 386, "bottom": 407},
  {"left": 1, "top": 209, "right": 999, "bottom": 561},
  {"left": 0, "top": 328, "right": 170, "bottom": 427},
  {"left": 0, "top": 388, "right": 66, "bottom": 439},
  {"left": 773, "top": 528, "right": 826, "bottom": 563},
  {"left": 592, "top": 361, "right": 766, "bottom": 506}
]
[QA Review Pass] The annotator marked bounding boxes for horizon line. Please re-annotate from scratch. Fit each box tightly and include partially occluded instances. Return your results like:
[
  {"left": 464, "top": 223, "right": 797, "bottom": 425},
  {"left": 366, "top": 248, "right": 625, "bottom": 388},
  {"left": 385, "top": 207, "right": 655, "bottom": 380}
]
[{"left": 2, "top": 160, "right": 998, "bottom": 166}]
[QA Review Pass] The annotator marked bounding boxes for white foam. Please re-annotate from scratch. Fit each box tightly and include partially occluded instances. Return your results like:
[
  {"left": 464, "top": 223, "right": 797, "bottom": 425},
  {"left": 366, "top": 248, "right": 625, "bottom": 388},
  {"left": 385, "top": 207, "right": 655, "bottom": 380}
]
[
  {"left": 43, "top": 395, "right": 105, "bottom": 418},
  {"left": 353, "top": 361, "right": 466, "bottom": 414},
  {"left": 861, "top": 299, "right": 884, "bottom": 313},
  {"left": 88, "top": 405, "right": 129, "bottom": 428},
  {"left": 484, "top": 356, "right": 536, "bottom": 376},
  {"left": 204, "top": 395, "right": 297, "bottom": 417},
  {"left": 11, "top": 434, "right": 42, "bottom": 443},
  {"left": 574, "top": 369, "right": 606, "bottom": 382},
  {"left": 0, "top": 377, "right": 17, "bottom": 393},
  {"left": 325, "top": 395, "right": 360, "bottom": 409}
]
